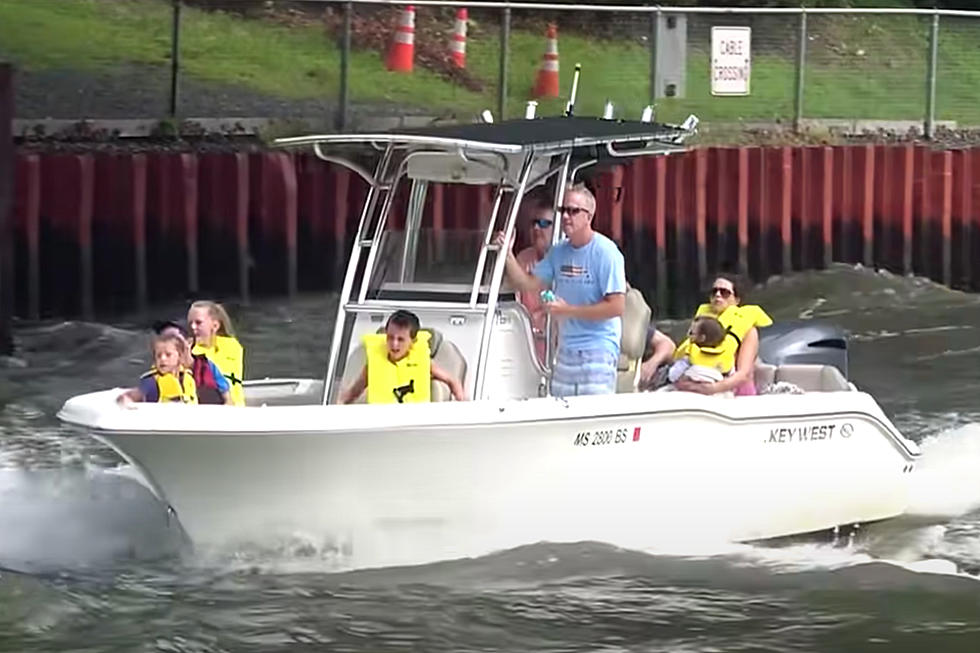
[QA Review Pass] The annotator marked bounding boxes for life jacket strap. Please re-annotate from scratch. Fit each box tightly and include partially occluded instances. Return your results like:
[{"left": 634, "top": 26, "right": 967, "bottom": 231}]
[{"left": 725, "top": 326, "right": 741, "bottom": 347}]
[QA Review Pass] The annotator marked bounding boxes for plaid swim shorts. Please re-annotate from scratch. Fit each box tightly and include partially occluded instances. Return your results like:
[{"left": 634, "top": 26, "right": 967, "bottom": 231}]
[{"left": 550, "top": 348, "right": 618, "bottom": 397}]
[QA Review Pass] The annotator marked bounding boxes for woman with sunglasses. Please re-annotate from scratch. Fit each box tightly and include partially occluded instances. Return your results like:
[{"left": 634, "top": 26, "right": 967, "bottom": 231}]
[
  {"left": 515, "top": 202, "right": 555, "bottom": 364},
  {"left": 674, "top": 274, "right": 772, "bottom": 397}
]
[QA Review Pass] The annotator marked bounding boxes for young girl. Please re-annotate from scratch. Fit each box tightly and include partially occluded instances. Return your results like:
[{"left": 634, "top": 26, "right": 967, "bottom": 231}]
[
  {"left": 187, "top": 300, "right": 246, "bottom": 406},
  {"left": 118, "top": 333, "right": 197, "bottom": 404},
  {"left": 154, "top": 319, "right": 232, "bottom": 405}
]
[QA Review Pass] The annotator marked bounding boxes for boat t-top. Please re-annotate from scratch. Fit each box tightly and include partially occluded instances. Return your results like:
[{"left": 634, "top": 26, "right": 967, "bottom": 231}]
[{"left": 58, "top": 99, "right": 919, "bottom": 562}]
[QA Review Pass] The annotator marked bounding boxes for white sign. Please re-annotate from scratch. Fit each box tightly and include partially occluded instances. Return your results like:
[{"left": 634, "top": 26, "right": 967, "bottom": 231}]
[{"left": 711, "top": 26, "right": 751, "bottom": 96}]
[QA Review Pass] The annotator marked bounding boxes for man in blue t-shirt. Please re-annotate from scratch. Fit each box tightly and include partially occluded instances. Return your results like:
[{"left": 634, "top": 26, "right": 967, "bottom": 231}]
[{"left": 497, "top": 183, "right": 626, "bottom": 396}]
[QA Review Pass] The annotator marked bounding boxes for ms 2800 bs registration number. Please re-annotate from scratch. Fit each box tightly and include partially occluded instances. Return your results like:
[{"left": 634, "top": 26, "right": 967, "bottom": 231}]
[{"left": 573, "top": 427, "right": 641, "bottom": 447}]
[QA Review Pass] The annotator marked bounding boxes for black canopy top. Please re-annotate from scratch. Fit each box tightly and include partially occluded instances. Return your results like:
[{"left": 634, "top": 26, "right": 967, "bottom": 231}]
[{"left": 274, "top": 115, "right": 692, "bottom": 157}]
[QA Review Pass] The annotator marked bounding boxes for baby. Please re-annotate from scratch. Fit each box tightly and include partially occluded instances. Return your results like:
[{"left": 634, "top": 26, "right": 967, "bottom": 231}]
[
  {"left": 666, "top": 315, "right": 735, "bottom": 394},
  {"left": 117, "top": 332, "right": 198, "bottom": 405}
]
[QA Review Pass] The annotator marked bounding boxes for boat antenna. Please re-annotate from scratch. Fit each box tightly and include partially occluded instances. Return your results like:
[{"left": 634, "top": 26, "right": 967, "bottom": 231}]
[
  {"left": 564, "top": 63, "right": 582, "bottom": 117},
  {"left": 602, "top": 100, "right": 614, "bottom": 120}
]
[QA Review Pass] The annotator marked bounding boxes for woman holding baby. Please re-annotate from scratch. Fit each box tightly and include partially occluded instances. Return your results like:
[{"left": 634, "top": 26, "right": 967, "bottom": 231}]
[{"left": 673, "top": 274, "right": 772, "bottom": 397}]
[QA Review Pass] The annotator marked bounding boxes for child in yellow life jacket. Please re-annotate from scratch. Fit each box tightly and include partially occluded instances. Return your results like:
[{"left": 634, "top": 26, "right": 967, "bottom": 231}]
[
  {"left": 117, "top": 333, "right": 197, "bottom": 405},
  {"left": 338, "top": 310, "right": 466, "bottom": 404},
  {"left": 666, "top": 316, "right": 737, "bottom": 396},
  {"left": 155, "top": 319, "right": 232, "bottom": 405},
  {"left": 187, "top": 300, "right": 245, "bottom": 406}
]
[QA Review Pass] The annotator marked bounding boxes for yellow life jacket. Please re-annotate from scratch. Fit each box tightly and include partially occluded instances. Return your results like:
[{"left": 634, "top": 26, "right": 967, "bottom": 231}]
[
  {"left": 141, "top": 367, "right": 198, "bottom": 404},
  {"left": 364, "top": 331, "right": 431, "bottom": 404},
  {"left": 672, "top": 338, "right": 737, "bottom": 375},
  {"left": 694, "top": 303, "right": 773, "bottom": 347},
  {"left": 675, "top": 304, "right": 773, "bottom": 367},
  {"left": 193, "top": 335, "right": 244, "bottom": 406},
  {"left": 687, "top": 340, "right": 738, "bottom": 374}
]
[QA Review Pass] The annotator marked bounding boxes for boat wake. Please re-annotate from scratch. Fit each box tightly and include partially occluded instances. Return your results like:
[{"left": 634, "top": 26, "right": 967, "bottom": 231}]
[
  {"left": 905, "top": 424, "right": 980, "bottom": 518},
  {"left": 0, "top": 468, "right": 184, "bottom": 574}
]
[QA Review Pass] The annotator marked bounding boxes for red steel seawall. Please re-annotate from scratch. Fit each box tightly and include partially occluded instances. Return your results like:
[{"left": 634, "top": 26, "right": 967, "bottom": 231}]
[
  {"left": 0, "top": 64, "right": 11, "bottom": 353},
  {"left": 9, "top": 145, "right": 980, "bottom": 318}
]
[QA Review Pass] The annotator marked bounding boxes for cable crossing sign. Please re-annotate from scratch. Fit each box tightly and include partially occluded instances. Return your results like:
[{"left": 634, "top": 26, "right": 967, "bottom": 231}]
[{"left": 711, "top": 26, "right": 752, "bottom": 96}]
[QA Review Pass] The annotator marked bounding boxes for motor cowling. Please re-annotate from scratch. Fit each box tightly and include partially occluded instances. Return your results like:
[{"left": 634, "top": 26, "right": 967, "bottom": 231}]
[{"left": 757, "top": 321, "right": 848, "bottom": 378}]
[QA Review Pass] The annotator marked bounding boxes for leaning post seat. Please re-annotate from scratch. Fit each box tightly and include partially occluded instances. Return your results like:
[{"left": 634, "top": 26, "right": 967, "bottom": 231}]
[
  {"left": 773, "top": 364, "right": 850, "bottom": 392},
  {"left": 339, "top": 328, "right": 467, "bottom": 403},
  {"left": 753, "top": 363, "right": 777, "bottom": 390},
  {"left": 754, "top": 362, "right": 851, "bottom": 393},
  {"left": 616, "top": 287, "right": 653, "bottom": 393}
]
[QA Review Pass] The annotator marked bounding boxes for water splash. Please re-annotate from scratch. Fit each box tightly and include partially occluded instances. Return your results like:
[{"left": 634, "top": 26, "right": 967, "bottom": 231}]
[
  {"left": 0, "top": 469, "right": 183, "bottom": 573},
  {"left": 906, "top": 424, "right": 980, "bottom": 518}
]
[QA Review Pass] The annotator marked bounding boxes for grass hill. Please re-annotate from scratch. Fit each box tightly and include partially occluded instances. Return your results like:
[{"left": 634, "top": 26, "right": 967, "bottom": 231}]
[{"left": 0, "top": 0, "right": 978, "bottom": 127}]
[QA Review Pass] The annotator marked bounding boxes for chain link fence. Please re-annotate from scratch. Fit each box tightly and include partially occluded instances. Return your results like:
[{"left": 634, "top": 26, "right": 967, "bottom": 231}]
[
  {"left": 802, "top": 13, "right": 936, "bottom": 126},
  {"left": 1, "top": 0, "right": 977, "bottom": 134}
]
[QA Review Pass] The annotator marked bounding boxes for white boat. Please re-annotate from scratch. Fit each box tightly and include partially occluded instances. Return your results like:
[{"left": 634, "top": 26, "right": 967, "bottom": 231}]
[{"left": 58, "top": 112, "right": 919, "bottom": 560}]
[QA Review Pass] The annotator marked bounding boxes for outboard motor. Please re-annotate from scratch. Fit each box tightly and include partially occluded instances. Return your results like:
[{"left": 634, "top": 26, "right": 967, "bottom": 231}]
[{"left": 757, "top": 321, "right": 849, "bottom": 378}]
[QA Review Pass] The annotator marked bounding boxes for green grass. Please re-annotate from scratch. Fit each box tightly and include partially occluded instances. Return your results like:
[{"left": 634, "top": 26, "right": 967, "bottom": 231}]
[
  {"left": 1, "top": 0, "right": 979, "bottom": 125},
  {"left": 0, "top": 0, "right": 493, "bottom": 114}
]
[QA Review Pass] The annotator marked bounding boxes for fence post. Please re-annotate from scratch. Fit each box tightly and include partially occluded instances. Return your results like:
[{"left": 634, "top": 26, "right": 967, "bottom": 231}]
[
  {"left": 793, "top": 9, "right": 807, "bottom": 134},
  {"left": 649, "top": 9, "right": 661, "bottom": 102},
  {"left": 925, "top": 12, "right": 939, "bottom": 140},
  {"left": 498, "top": 7, "right": 510, "bottom": 121},
  {"left": 336, "top": 1, "right": 352, "bottom": 131},
  {"left": 169, "top": 0, "right": 181, "bottom": 120},
  {"left": 0, "top": 64, "right": 12, "bottom": 355}
]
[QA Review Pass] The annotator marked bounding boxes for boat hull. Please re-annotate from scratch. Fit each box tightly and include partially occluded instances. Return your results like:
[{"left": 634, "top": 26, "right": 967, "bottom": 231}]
[{"left": 59, "top": 388, "right": 918, "bottom": 566}]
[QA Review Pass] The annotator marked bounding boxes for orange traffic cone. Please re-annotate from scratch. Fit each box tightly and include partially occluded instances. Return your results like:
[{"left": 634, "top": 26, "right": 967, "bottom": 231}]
[
  {"left": 532, "top": 23, "right": 560, "bottom": 99},
  {"left": 386, "top": 5, "right": 415, "bottom": 73},
  {"left": 449, "top": 8, "right": 467, "bottom": 69}
]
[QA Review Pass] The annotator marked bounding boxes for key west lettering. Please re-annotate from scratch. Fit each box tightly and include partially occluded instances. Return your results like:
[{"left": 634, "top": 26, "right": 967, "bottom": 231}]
[{"left": 765, "top": 422, "right": 852, "bottom": 444}]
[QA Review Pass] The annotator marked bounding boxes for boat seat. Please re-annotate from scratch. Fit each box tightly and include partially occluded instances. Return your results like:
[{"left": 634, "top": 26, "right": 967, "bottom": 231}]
[
  {"left": 754, "top": 363, "right": 777, "bottom": 390},
  {"left": 617, "top": 286, "right": 653, "bottom": 393},
  {"left": 773, "top": 364, "right": 850, "bottom": 392},
  {"left": 340, "top": 328, "right": 467, "bottom": 403},
  {"left": 430, "top": 331, "right": 467, "bottom": 402}
]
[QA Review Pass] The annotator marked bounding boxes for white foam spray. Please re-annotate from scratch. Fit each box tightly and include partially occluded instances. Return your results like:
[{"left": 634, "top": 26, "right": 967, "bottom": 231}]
[{"left": 905, "top": 423, "right": 980, "bottom": 518}]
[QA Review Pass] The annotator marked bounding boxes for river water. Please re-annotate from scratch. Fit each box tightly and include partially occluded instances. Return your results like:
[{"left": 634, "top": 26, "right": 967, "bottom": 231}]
[{"left": 2, "top": 264, "right": 980, "bottom": 652}]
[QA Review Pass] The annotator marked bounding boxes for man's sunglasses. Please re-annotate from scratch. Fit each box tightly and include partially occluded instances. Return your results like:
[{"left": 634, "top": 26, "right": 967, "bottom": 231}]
[
  {"left": 532, "top": 218, "right": 554, "bottom": 229},
  {"left": 711, "top": 287, "right": 733, "bottom": 298},
  {"left": 558, "top": 206, "right": 590, "bottom": 218}
]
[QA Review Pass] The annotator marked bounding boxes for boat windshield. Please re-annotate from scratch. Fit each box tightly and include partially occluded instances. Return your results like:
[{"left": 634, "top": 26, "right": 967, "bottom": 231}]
[
  {"left": 365, "top": 228, "right": 500, "bottom": 301},
  {"left": 358, "top": 178, "right": 523, "bottom": 304}
]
